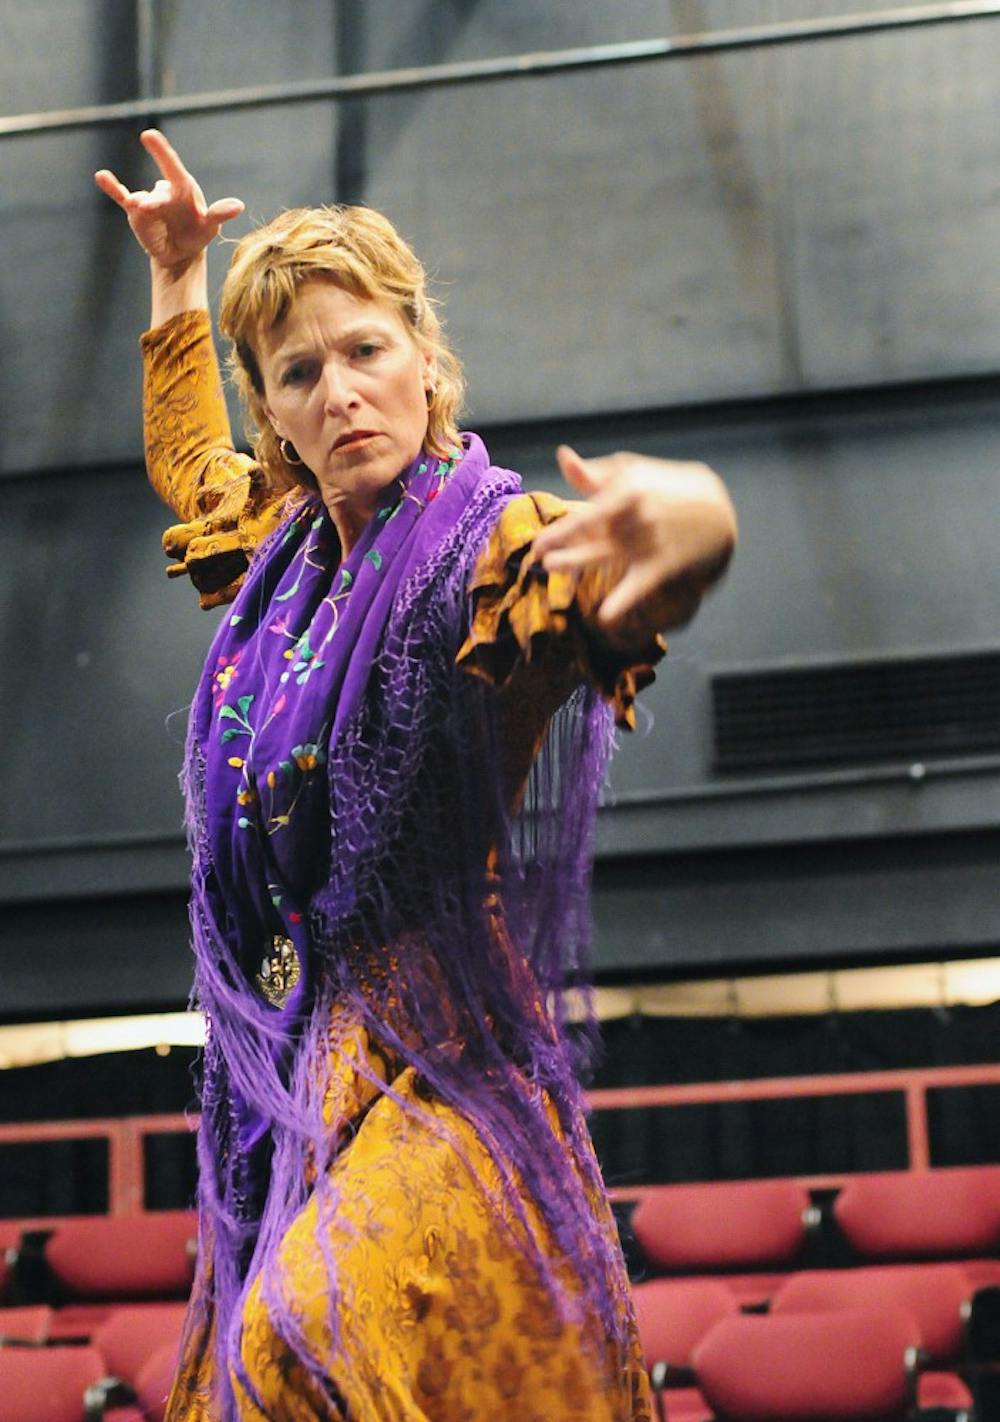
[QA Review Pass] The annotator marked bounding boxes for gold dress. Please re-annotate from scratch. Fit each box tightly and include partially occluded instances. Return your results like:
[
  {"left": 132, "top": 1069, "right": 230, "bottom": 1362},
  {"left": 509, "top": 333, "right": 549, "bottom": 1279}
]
[{"left": 143, "top": 311, "right": 659, "bottom": 1421}]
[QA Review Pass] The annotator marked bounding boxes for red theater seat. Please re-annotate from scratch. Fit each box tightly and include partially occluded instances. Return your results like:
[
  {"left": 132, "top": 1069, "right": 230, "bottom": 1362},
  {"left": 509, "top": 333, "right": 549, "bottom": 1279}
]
[
  {"left": 960, "top": 1258, "right": 1000, "bottom": 1291},
  {"left": 45, "top": 1211, "right": 196, "bottom": 1301},
  {"left": 134, "top": 1339, "right": 180, "bottom": 1422},
  {"left": 0, "top": 1304, "right": 53, "bottom": 1343},
  {"left": 102, "top": 1340, "right": 180, "bottom": 1422},
  {"left": 834, "top": 1166, "right": 1000, "bottom": 1260},
  {"left": 631, "top": 1179, "right": 813, "bottom": 1274},
  {"left": 633, "top": 1279, "right": 737, "bottom": 1422},
  {"left": 0, "top": 1343, "right": 107, "bottom": 1422},
  {"left": 772, "top": 1263, "right": 973, "bottom": 1412},
  {"left": 48, "top": 1302, "right": 119, "bottom": 1341},
  {"left": 649, "top": 1380, "right": 713, "bottom": 1421},
  {"left": 772, "top": 1263, "right": 969, "bottom": 1363},
  {"left": 93, "top": 1302, "right": 187, "bottom": 1393},
  {"left": 633, "top": 1277, "right": 739, "bottom": 1369},
  {"left": 693, "top": 1307, "right": 919, "bottom": 1421}
]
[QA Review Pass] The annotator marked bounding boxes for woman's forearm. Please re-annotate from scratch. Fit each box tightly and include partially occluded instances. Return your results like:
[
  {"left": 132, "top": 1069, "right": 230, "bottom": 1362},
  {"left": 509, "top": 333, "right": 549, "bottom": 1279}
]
[{"left": 150, "top": 252, "right": 210, "bottom": 328}]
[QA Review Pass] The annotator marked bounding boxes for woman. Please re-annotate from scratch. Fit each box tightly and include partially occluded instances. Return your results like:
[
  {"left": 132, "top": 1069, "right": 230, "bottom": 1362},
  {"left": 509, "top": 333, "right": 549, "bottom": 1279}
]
[{"left": 96, "top": 130, "right": 735, "bottom": 1421}]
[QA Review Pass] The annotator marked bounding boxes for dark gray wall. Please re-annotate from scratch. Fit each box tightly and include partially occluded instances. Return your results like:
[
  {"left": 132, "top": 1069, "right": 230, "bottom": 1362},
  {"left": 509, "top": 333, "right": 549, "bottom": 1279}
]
[
  {"left": 3, "top": 2, "right": 1000, "bottom": 473},
  {"left": 2, "top": 1, "right": 1000, "bottom": 1016}
]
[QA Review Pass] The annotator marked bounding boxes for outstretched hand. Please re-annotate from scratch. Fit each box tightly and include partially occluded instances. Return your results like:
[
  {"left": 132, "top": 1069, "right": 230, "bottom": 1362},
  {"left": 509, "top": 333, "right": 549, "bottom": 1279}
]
[
  {"left": 531, "top": 445, "right": 737, "bottom": 636},
  {"left": 94, "top": 128, "right": 244, "bottom": 271}
]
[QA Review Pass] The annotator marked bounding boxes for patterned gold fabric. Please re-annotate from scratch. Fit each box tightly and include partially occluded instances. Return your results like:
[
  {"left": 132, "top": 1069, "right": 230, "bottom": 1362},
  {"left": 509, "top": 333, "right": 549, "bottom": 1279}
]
[
  {"left": 457, "top": 489, "right": 664, "bottom": 734},
  {"left": 169, "top": 1016, "right": 653, "bottom": 1421},
  {"left": 234, "top": 1061, "right": 652, "bottom": 1422},
  {"left": 145, "top": 313, "right": 657, "bottom": 1419},
  {"left": 142, "top": 310, "right": 297, "bottom": 609}
]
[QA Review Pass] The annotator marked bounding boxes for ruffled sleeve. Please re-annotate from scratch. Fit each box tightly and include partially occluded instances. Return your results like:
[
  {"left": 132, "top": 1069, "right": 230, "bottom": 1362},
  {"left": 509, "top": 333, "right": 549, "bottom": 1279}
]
[
  {"left": 141, "top": 309, "right": 296, "bottom": 609},
  {"left": 456, "top": 491, "right": 666, "bottom": 730}
]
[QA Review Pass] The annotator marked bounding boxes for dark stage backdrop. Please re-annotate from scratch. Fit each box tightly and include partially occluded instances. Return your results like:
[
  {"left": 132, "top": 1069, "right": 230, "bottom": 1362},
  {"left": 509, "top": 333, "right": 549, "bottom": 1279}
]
[{"left": 4, "top": 4, "right": 1000, "bottom": 1001}]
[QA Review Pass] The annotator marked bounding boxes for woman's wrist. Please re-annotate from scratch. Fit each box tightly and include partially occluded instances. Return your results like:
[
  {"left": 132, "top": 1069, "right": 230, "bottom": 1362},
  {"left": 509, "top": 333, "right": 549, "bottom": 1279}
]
[{"left": 150, "top": 250, "right": 209, "bottom": 326}]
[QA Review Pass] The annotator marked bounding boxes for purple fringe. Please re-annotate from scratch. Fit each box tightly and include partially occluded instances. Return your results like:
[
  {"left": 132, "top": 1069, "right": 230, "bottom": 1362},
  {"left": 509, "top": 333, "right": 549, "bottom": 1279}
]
[{"left": 179, "top": 477, "right": 632, "bottom": 1416}]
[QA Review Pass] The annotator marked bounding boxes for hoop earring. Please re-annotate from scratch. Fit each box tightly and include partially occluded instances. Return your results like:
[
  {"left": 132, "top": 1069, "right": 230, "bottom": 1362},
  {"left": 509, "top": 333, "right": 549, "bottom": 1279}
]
[{"left": 280, "top": 438, "right": 303, "bottom": 467}]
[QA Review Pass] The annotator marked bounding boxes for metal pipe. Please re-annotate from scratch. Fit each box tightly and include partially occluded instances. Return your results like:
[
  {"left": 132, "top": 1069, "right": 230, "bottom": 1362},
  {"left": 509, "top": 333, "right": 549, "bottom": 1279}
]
[
  {"left": 135, "top": 0, "right": 160, "bottom": 102},
  {"left": 1, "top": 2, "right": 999, "bottom": 139},
  {"left": 587, "top": 1060, "right": 1000, "bottom": 1110},
  {"left": 600, "top": 750, "right": 1000, "bottom": 811},
  {"left": 905, "top": 1084, "right": 932, "bottom": 1170},
  {"left": 0, "top": 744, "right": 998, "bottom": 862}
]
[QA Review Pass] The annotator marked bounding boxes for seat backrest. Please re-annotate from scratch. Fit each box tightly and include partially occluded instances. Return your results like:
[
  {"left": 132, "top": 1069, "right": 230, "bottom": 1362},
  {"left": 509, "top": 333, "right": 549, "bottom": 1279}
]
[
  {"left": 0, "top": 1304, "right": 54, "bottom": 1344},
  {"left": 135, "top": 1338, "right": 181, "bottom": 1422},
  {"left": 631, "top": 1179, "right": 812, "bottom": 1272},
  {"left": 772, "top": 1263, "right": 970, "bottom": 1363},
  {"left": 631, "top": 1277, "right": 738, "bottom": 1368},
  {"left": 93, "top": 1301, "right": 188, "bottom": 1385},
  {"left": 0, "top": 1342, "right": 106, "bottom": 1422},
  {"left": 45, "top": 1212, "right": 196, "bottom": 1300},
  {"left": 834, "top": 1167, "right": 1000, "bottom": 1260},
  {"left": 693, "top": 1307, "right": 919, "bottom": 1421}
]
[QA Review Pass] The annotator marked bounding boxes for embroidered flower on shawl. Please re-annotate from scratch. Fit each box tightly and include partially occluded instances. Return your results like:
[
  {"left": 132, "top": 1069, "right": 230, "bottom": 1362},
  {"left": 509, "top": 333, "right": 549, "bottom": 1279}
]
[
  {"left": 292, "top": 742, "right": 326, "bottom": 772},
  {"left": 218, "top": 693, "right": 254, "bottom": 745},
  {"left": 267, "top": 611, "right": 293, "bottom": 638},
  {"left": 213, "top": 650, "right": 241, "bottom": 705},
  {"left": 281, "top": 632, "right": 326, "bottom": 686}
]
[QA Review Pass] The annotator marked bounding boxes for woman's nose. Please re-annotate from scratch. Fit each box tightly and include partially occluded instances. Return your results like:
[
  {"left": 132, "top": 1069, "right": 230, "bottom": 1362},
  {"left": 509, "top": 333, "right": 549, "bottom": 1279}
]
[{"left": 320, "top": 361, "right": 359, "bottom": 412}]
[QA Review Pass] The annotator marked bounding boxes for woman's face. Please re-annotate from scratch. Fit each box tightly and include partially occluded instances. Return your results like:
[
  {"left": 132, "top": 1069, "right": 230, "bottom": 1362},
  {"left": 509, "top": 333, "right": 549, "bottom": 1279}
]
[{"left": 259, "top": 279, "right": 433, "bottom": 533}]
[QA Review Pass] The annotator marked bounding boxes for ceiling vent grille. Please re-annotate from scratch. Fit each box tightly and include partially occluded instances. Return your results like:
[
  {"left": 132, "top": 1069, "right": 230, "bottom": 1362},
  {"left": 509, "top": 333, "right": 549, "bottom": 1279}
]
[{"left": 710, "top": 650, "right": 1000, "bottom": 774}]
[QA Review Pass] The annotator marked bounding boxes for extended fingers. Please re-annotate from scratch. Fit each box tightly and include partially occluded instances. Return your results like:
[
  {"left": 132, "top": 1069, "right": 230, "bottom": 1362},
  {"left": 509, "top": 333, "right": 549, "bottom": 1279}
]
[
  {"left": 555, "top": 444, "right": 608, "bottom": 497},
  {"left": 140, "top": 128, "right": 191, "bottom": 186},
  {"left": 95, "top": 170, "right": 174, "bottom": 215},
  {"left": 131, "top": 178, "right": 175, "bottom": 206},
  {"left": 94, "top": 168, "right": 132, "bottom": 208},
  {"left": 597, "top": 562, "right": 669, "bottom": 627},
  {"left": 206, "top": 196, "right": 246, "bottom": 224},
  {"left": 140, "top": 130, "right": 244, "bottom": 228},
  {"left": 531, "top": 501, "right": 607, "bottom": 561},
  {"left": 539, "top": 539, "right": 617, "bottom": 572}
]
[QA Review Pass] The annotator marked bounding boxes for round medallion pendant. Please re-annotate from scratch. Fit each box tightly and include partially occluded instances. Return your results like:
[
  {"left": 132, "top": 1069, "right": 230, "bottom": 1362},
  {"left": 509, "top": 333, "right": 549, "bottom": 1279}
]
[{"left": 255, "top": 935, "right": 301, "bottom": 1008}]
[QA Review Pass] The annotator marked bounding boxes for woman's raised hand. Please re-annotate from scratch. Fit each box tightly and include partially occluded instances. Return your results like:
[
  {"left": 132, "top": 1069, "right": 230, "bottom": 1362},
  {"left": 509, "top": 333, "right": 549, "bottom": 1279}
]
[
  {"left": 94, "top": 128, "right": 244, "bottom": 272},
  {"left": 531, "top": 445, "right": 737, "bottom": 638}
]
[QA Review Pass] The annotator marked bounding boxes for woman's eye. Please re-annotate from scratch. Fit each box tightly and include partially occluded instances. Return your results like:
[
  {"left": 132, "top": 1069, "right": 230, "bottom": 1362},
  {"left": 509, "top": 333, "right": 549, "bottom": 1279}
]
[
  {"left": 282, "top": 362, "right": 312, "bottom": 387},
  {"left": 354, "top": 342, "right": 380, "bottom": 359}
]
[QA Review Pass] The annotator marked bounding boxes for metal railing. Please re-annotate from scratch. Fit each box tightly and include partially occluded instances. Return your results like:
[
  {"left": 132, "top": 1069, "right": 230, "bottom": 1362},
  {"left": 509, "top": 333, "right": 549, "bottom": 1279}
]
[
  {"left": 2, "top": 1061, "right": 1000, "bottom": 1222},
  {"left": 589, "top": 1061, "right": 1000, "bottom": 1200},
  {"left": 0, "top": 1112, "right": 190, "bottom": 1227},
  {"left": 2, "top": 4, "right": 999, "bottom": 138}
]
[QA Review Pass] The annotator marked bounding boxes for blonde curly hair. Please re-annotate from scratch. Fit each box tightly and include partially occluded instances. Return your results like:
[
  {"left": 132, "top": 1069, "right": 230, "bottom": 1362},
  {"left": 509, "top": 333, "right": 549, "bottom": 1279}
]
[{"left": 218, "top": 205, "right": 465, "bottom": 491}]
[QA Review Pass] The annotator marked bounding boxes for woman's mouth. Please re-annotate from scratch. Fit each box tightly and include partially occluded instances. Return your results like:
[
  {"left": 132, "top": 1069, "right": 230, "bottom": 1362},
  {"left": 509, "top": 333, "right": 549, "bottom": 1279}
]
[{"left": 333, "top": 430, "right": 380, "bottom": 451}]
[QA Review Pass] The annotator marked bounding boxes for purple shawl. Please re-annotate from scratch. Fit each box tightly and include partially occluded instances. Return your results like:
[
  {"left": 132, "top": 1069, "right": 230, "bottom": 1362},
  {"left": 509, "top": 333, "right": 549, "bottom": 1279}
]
[{"left": 180, "top": 434, "right": 630, "bottom": 1415}]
